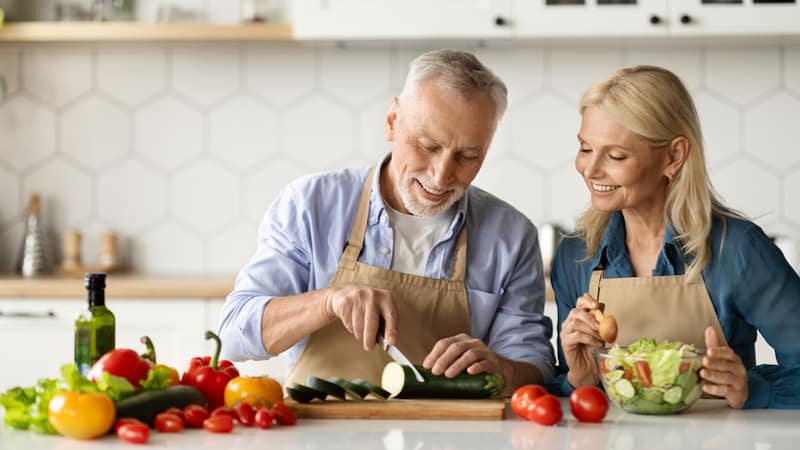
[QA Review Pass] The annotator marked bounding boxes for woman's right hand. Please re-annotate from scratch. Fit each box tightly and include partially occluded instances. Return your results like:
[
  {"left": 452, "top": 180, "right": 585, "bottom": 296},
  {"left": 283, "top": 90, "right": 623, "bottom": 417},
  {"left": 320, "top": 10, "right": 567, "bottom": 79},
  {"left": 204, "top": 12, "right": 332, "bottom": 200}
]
[{"left": 562, "top": 294, "right": 605, "bottom": 388}]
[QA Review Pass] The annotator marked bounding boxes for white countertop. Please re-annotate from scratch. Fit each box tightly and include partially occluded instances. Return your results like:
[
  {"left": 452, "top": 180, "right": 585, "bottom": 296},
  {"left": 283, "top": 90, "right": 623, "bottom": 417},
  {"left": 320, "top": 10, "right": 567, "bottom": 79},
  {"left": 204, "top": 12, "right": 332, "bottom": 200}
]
[{"left": 1, "top": 399, "right": 798, "bottom": 450}]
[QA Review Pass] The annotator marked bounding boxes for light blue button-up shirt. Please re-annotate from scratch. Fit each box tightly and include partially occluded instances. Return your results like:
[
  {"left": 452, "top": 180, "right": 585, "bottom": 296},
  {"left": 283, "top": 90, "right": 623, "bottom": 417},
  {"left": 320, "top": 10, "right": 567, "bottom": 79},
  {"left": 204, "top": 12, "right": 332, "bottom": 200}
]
[{"left": 218, "top": 162, "right": 556, "bottom": 381}]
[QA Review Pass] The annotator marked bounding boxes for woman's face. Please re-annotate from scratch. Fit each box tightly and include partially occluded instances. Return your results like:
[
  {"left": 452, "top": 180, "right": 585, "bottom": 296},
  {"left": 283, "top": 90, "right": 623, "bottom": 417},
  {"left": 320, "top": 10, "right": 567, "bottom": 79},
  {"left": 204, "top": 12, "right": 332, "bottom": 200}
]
[{"left": 575, "top": 106, "right": 671, "bottom": 214}]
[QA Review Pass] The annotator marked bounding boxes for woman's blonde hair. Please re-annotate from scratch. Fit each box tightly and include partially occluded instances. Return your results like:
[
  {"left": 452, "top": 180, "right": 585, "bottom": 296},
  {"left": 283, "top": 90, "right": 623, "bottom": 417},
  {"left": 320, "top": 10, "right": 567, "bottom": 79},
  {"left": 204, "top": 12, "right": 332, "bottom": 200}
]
[{"left": 576, "top": 65, "right": 741, "bottom": 280}]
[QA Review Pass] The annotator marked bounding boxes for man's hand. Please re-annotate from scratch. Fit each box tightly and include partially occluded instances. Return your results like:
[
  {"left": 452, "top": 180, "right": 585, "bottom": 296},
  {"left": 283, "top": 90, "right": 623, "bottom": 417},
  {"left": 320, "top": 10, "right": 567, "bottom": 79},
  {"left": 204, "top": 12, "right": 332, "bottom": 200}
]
[
  {"left": 701, "top": 326, "right": 748, "bottom": 409},
  {"left": 422, "top": 333, "right": 501, "bottom": 378},
  {"left": 561, "top": 294, "right": 605, "bottom": 388},
  {"left": 323, "top": 284, "right": 399, "bottom": 351}
]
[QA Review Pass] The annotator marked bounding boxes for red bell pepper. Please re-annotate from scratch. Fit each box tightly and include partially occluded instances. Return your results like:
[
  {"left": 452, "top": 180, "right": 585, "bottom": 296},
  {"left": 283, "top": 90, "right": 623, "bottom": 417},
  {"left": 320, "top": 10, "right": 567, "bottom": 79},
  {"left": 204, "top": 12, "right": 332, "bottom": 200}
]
[{"left": 181, "top": 331, "right": 239, "bottom": 410}]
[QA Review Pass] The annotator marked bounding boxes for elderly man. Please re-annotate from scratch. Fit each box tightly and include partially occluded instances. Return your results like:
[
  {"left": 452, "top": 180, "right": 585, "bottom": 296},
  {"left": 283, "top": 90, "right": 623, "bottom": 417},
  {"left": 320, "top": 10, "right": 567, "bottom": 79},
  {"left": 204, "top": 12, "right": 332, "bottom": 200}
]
[{"left": 219, "top": 49, "right": 554, "bottom": 393}]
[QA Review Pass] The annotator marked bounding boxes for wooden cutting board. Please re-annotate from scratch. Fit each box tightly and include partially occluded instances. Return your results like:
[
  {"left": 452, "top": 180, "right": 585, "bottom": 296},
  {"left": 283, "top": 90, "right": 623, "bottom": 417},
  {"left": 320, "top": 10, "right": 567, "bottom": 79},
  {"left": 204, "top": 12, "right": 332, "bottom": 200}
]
[{"left": 285, "top": 398, "right": 507, "bottom": 420}]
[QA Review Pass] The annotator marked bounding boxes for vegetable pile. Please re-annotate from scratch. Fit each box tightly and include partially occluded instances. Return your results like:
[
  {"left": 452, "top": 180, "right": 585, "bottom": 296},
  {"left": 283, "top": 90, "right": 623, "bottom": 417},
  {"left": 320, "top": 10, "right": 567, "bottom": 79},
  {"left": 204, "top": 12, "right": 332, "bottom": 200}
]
[{"left": 598, "top": 337, "right": 703, "bottom": 415}]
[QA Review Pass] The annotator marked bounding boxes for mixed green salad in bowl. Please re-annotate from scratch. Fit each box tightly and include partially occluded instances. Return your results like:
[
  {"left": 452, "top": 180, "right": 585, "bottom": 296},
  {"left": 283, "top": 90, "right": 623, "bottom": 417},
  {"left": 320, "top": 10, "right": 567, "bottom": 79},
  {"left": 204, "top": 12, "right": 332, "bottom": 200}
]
[{"left": 595, "top": 338, "right": 704, "bottom": 415}]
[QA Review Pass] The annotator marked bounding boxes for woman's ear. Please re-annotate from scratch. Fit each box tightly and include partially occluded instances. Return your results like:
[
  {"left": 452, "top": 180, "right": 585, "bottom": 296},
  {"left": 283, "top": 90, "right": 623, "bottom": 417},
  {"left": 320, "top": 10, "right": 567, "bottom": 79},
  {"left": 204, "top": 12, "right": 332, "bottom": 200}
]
[
  {"left": 664, "top": 135, "right": 690, "bottom": 180},
  {"left": 385, "top": 97, "right": 399, "bottom": 142}
]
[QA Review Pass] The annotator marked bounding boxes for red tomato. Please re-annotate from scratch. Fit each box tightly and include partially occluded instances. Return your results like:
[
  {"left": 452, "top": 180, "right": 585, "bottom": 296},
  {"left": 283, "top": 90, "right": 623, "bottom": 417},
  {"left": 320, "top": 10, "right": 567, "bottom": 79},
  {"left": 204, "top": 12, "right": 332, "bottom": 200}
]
[
  {"left": 569, "top": 386, "right": 608, "bottom": 423},
  {"left": 154, "top": 412, "right": 185, "bottom": 433},
  {"left": 525, "top": 394, "right": 563, "bottom": 426},
  {"left": 203, "top": 415, "right": 234, "bottom": 433},
  {"left": 635, "top": 361, "right": 652, "bottom": 387},
  {"left": 271, "top": 402, "right": 297, "bottom": 426},
  {"left": 254, "top": 407, "right": 274, "bottom": 429},
  {"left": 117, "top": 422, "right": 150, "bottom": 444},
  {"left": 211, "top": 406, "right": 235, "bottom": 418},
  {"left": 183, "top": 404, "right": 209, "bottom": 428},
  {"left": 88, "top": 348, "right": 153, "bottom": 388},
  {"left": 679, "top": 362, "right": 691, "bottom": 373},
  {"left": 163, "top": 407, "right": 185, "bottom": 422},
  {"left": 114, "top": 418, "right": 146, "bottom": 434},
  {"left": 233, "top": 402, "right": 256, "bottom": 427},
  {"left": 511, "top": 385, "right": 548, "bottom": 419}
]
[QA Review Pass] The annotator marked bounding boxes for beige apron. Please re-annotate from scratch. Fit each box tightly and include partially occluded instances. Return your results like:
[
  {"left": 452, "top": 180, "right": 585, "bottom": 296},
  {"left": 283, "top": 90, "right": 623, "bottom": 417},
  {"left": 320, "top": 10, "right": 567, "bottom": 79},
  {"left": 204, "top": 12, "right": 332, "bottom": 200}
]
[
  {"left": 589, "top": 268, "right": 728, "bottom": 349},
  {"left": 286, "top": 167, "right": 471, "bottom": 386}
]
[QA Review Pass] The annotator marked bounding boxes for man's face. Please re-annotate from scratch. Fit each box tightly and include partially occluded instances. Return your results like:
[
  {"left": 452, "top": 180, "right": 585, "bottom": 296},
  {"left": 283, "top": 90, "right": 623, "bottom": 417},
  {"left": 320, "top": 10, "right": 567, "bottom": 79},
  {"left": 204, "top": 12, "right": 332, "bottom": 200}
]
[{"left": 383, "top": 78, "right": 498, "bottom": 217}]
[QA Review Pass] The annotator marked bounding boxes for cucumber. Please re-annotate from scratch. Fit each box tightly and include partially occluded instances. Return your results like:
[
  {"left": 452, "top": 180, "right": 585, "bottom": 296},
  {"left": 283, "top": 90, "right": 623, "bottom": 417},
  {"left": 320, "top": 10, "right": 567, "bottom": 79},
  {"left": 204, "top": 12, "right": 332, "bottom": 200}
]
[
  {"left": 328, "top": 377, "right": 369, "bottom": 399},
  {"left": 286, "top": 383, "right": 325, "bottom": 403},
  {"left": 641, "top": 388, "right": 663, "bottom": 404},
  {"left": 306, "top": 376, "right": 346, "bottom": 400},
  {"left": 351, "top": 378, "right": 391, "bottom": 400},
  {"left": 116, "top": 385, "right": 206, "bottom": 426},
  {"left": 604, "top": 369, "right": 624, "bottom": 384},
  {"left": 380, "top": 362, "right": 505, "bottom": 399},
  {"left": 663, "top": 386, "right": 683, "bottom": 405},
  {"left": 613, "top": 378, "right": 635, "bottom": 400}
]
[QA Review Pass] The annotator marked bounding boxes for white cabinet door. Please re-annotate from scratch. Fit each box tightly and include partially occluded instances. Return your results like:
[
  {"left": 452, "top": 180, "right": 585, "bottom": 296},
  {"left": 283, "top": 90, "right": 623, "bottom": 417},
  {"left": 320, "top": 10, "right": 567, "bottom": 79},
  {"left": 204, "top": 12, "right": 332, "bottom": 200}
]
[
  {"left": 512, "top": 0, "right": 669, "bottom": 37},
  {"left": 292, "top": 0, "right": 513, "bottom": 40},
  {"left": 670, "top": 0, "right": 800, "bottom": 36}
]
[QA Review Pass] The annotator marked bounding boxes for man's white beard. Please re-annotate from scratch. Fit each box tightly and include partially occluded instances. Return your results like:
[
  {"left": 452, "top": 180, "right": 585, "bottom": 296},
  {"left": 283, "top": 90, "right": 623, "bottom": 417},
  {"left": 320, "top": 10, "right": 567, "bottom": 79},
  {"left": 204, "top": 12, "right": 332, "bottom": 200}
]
[{"left": 398, "top": 175, "right": 464, "bottom": 217}]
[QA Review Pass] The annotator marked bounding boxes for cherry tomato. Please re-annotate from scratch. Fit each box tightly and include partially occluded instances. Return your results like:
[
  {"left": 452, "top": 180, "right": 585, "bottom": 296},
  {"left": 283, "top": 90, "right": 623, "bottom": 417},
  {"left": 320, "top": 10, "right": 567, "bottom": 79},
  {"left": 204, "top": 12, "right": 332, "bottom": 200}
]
[
  {"left": 183, "top": 404, "right": 209, "bottom": 428},
  {"left": 510, "top": 385, "right": 548, "bottom": 419},
  {"left": 117, "top": 422, "right": 150, "bottom": 444},
  {"left": 163, "top": 407, "right": 185, "bottom": 422},
  {"left": 635, "top": 361, "right": 652, "bottom": 387},
  {"left": 271, "top": 402, "right": 297, "bottom": 426},
  {"left": 525, "top": 394, "right": 562, "bottom": 426},
  {"left": 233, "top": 402, "right": 256, "bottom": 427},
  {"left": 114, "top": 418, "right": 147, "bottom": 434},
  {"left": 569, "top": 386, "right": 608, "bottom": 423},
  {"left": 211, "top": 406, "right": 235, "bottom": 418},
  {"left": 254, "top": 407, "right": 274, "bottom": 429},
  {"left": 154, "top": 412, "right": 185, "bottom": 433},
  {"left": 203, "top": 415, "right": 234, "bottom": 433}
]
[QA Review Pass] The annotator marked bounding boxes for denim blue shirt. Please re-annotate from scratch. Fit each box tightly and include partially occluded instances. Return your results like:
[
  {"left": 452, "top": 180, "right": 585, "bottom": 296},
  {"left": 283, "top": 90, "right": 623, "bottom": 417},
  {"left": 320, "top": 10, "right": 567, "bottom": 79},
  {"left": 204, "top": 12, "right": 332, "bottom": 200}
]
[
  {"left": 219, "top": 163, "right": 556, "bottom": 381},
  {"left": 548, "top": 211, "right": 800, "bottom": 408}
]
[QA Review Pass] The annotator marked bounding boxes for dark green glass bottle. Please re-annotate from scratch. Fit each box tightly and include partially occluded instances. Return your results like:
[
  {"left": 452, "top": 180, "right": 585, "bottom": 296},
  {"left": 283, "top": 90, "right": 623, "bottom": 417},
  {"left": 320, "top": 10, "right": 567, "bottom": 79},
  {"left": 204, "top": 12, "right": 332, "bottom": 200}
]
[{"left": 74, "top": 273, "right": 116, "bottom": 375}]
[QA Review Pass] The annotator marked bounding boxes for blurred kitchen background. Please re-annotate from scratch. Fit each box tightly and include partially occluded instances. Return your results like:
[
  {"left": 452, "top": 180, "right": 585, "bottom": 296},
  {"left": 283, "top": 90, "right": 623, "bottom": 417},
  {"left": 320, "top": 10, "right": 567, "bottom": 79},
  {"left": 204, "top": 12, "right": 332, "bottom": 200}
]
[{"left": 0, "top": 1, "right": 798, "bottom": 384}]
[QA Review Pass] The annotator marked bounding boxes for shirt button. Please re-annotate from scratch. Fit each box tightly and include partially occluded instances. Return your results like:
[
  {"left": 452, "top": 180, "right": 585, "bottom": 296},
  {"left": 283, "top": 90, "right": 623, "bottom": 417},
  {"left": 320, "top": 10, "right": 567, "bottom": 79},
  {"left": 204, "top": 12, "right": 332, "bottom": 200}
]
[
  {"left": 380, "top": 216, "right": 387, "bottom": 224},
  {"left": 369, "top": 217, "right": 377, "bottom": 225},
  {"left": 380, "top": 247, "right": 390, "bottom": 255}
]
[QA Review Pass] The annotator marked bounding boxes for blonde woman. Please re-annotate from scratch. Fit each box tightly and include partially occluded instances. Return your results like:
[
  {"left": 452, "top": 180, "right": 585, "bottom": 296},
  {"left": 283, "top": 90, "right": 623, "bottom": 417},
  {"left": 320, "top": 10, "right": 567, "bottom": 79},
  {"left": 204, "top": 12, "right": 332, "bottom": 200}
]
[{"left": 549, "top": 65, "right": 800, "bottom": 409}]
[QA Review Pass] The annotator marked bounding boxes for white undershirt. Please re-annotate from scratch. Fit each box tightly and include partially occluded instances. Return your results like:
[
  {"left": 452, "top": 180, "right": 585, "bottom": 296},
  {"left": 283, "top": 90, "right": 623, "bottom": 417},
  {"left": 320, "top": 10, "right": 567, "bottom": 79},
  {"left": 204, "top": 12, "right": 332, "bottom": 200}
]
[{"left": 384, "top": 204, "right": 456, "bottom": 276}]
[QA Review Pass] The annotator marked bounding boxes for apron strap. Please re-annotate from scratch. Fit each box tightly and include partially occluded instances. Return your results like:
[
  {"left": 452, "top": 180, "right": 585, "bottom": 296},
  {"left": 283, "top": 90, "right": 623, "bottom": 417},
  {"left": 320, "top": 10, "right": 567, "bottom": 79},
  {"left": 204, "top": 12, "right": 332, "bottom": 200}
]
[
  {"left": 341, "top": 167, "right": 377, "bottom": 268},
  {"left": 589, "top": 268, "right": 603, "bottom": 300},
  {"left": 449, "top": 226, "right": 468, "bottom": 282}
]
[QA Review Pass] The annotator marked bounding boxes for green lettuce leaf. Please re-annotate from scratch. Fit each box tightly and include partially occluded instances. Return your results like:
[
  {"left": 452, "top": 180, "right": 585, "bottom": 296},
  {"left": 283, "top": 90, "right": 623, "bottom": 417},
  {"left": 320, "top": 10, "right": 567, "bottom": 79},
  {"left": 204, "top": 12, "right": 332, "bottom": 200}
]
[{"left": 139, "top": 366, "right": 176, "bottom": 391}]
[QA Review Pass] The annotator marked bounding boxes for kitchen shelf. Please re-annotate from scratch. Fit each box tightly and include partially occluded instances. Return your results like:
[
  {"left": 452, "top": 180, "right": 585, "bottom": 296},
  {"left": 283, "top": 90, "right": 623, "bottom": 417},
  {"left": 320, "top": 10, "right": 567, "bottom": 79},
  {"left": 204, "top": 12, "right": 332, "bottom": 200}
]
[
  {"left": 0, "top": 22, "right": 293, "bottom": 42},
  {"left": 0, "top": 273, "right": 234, "bottom": 298}
]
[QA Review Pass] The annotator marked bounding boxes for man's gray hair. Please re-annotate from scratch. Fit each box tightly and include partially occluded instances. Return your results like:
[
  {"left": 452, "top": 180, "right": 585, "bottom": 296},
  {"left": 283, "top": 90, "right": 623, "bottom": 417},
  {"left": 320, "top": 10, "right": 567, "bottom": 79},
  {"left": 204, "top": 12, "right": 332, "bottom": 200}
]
[{"left": 400, "top": 49, "right": 508, "bottom": 121}]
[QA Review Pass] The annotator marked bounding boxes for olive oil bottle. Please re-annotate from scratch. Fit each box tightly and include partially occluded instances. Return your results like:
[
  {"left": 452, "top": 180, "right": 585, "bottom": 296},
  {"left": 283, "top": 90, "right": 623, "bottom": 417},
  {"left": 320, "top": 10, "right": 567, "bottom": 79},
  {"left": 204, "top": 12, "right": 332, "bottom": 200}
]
[{"left": 74, "top": 273, "right": 115, "bottom": 375}]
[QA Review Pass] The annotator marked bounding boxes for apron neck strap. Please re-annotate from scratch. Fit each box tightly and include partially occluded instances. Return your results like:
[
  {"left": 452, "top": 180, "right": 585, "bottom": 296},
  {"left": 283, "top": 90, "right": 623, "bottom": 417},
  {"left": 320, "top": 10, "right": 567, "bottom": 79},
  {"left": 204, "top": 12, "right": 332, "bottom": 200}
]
[
  {"left": 449, "top": 225, "right": 468, "bottom": 281},
  {"left": 341, "top": 166, "right": 377, "bottom": 264},
  {"left": 589, "top": 268, "right": 603, "bottom": 300}
]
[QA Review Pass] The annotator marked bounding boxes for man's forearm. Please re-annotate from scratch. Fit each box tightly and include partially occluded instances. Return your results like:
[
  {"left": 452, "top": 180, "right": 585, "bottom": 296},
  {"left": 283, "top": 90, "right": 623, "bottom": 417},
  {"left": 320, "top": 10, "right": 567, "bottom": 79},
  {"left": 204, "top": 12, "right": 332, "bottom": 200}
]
[
  {"left": 497, "top": 356, "right": 544, "bottom": 396},
  {"left": 261, "top": 288, "right": 336, "bottom": 355}
]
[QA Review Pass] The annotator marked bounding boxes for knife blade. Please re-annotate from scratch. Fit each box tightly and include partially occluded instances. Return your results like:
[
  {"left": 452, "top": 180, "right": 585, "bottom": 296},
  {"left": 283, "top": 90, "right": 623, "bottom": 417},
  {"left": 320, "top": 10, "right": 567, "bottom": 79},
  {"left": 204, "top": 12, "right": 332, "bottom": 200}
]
[{"left": 377, "top": 335, "right": 425, "bottom": 383}]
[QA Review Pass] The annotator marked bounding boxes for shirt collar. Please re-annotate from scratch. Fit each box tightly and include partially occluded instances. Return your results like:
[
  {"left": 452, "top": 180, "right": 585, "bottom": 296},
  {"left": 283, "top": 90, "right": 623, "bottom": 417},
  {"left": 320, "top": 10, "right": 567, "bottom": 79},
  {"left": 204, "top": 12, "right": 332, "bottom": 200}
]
[{"left": 368, "top": 153, "right": 467, "bottom": 234}]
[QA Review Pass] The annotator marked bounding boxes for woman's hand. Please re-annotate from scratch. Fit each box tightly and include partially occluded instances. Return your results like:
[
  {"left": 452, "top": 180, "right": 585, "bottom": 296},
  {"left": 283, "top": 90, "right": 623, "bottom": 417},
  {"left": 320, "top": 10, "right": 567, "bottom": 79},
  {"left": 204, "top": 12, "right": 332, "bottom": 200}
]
[
  {"left": 562, "top": 294, "right": 605, "bottom": 388},
  {"left": 700, "top": 326, "right": 748, "bottom": 409}
]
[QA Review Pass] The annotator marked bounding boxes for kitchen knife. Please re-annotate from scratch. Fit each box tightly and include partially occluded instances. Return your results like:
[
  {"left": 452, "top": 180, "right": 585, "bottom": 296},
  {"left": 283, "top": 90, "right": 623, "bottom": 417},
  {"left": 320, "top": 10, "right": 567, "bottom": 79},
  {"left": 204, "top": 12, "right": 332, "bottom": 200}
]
[{"left": 377, "top": 335, "right": 426, "bottom": 383}]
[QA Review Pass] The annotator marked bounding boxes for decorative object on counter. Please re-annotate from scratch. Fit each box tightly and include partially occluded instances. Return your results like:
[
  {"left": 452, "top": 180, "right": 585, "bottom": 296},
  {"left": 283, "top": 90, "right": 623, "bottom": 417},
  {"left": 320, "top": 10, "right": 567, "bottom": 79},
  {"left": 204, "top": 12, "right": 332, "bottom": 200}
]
[
  {"left": 156, "top": 4, "right": 201, "bottom": 22},
  {"left": 92, "top": 0, "right": 134, "bottom": 21},
  {"left": 55, "top": 0, "right": 92, "bottom": 21},
  {"left": 240, "top": 0, "right": 281, "bottom": 23},
  {"left": 74, "top": 272, "right": 116, "bottom": 376},
  {"left": 57, "top": 230, "right": 124, "bottom": 276},
  {"left": 60, "top": 229, "right": 82, "bottom": 272},
  {"left": 16, "top": 193, "right": 51, "bottom": 277}
]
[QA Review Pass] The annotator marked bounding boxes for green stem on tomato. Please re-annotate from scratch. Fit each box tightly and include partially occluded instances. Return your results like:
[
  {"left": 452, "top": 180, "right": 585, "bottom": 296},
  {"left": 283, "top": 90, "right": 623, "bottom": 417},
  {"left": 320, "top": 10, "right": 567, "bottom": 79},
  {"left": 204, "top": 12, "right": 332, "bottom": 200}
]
[{"left": 205, "top": 330, "right": 222, "bottom": 370}]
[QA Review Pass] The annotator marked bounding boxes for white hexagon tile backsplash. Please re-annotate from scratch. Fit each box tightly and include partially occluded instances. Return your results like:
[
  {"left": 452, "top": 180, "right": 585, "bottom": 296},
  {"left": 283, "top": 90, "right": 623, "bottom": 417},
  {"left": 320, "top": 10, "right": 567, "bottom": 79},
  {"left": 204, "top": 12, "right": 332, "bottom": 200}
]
[{"left": 0, "top": 42, "right": 798, "bottom": 274}]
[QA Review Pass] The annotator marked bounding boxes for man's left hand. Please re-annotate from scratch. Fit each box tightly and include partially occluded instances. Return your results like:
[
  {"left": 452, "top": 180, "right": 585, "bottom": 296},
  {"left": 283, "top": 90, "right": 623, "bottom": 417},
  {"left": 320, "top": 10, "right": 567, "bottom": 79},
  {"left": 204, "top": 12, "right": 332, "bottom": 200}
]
[
  {"left": 422, "top": 333, "right": 500, "bottom": 378},
  {"left": 700, "top": 326, "right": 749, "bottom": 409}
]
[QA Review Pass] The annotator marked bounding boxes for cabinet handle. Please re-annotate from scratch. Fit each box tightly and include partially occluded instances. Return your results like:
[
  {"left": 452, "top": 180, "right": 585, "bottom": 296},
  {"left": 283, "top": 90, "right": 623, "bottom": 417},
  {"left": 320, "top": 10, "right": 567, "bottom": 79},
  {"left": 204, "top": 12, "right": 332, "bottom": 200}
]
[
  {"left": 494, "top": 16, "right": 509, "bottom": 27},
  {"left": 680, "top": 14, "right": 692, "bottom": 25},
  {"left": 0, "top": 310, "right": 56, "bottom": 319},
  {"left": 649, "top": 15, "right": 662, "bottom": 25}
]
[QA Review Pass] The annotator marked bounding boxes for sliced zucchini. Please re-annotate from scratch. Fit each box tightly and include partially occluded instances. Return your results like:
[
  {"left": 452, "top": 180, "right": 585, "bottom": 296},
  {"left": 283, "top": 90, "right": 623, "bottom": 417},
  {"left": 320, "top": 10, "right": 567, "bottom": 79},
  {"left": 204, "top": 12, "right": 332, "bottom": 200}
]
[
  {"left": 287, "top": 383, "right": 326, "bottom": 403},
  {"left": 380, "top": 362, "right": 505, "bottom": 399},
  {"left": 351, "top": 378, "right": 391, "bottom": 400},
  {"left": 613, "top": 378, "right": 636, "bottom": 400},
  {"left": 306, "top": 376, "right": 346, "bottom": 400},
  {"left": 663, "top": 386, "right": 683, "bottom": 405},
  {"left": 328, "top": 376, "right": 369, "bottom": 399}
]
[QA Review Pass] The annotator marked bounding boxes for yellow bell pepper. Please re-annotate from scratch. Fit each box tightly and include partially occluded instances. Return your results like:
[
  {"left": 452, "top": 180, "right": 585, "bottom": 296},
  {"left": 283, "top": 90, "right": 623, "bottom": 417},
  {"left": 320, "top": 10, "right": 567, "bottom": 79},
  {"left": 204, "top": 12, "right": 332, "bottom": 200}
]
[
  {"left": 224, "top": 376, "right": 283, "bottom": 408},
  {"left": 48, "top": 391, "right": 115, "bottom": 440}
]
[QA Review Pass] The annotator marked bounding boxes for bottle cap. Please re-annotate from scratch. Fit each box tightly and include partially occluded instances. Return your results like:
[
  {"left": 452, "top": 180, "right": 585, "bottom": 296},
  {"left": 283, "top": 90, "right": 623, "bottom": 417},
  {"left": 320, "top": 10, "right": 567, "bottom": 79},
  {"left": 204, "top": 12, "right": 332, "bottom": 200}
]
[{"left": 84, "top": 272, "right": 107, "bottom": 290}]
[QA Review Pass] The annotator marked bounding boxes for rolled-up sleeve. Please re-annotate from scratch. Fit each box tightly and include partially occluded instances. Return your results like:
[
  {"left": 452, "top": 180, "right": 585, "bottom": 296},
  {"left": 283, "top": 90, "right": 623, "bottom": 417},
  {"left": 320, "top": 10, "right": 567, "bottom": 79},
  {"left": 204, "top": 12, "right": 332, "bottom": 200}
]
[{"left": 218, "top": 184, "right": 312, "bottom": 361}]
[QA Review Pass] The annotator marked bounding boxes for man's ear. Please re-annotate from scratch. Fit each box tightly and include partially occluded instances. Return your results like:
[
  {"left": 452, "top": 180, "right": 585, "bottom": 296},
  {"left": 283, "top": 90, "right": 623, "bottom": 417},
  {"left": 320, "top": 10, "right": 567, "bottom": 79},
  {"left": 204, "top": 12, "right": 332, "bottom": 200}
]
[
  {"left": 664, "top": 135, "right": 689, "bottom": 180},
  {"left": 385, "top": 97, "right": 399, "bottom": 142}
]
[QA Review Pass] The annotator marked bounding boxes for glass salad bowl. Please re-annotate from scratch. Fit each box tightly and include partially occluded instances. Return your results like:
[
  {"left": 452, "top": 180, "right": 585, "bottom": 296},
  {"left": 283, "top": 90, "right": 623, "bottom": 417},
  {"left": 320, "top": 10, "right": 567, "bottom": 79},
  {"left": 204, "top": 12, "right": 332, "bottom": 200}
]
[{"left": 594, "top": 338, "right": 705, "bottom": 415}]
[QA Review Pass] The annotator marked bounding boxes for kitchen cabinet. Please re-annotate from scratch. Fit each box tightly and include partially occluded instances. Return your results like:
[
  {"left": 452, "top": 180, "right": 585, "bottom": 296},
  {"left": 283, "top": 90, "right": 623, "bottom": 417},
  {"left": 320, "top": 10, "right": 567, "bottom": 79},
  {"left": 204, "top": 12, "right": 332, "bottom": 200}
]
[{"left": 669, "top": 0, "right": 800, "bottom": 36}]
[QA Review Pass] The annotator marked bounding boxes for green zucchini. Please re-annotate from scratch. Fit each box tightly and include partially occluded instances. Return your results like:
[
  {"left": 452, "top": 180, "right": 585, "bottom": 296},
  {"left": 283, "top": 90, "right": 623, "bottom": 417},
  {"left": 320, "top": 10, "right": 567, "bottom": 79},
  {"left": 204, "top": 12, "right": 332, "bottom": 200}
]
[
  {"left": 380, "top": 362, "right": 505, "bottom": 399},
  {"left": 350, "top": 378, "right": 391, "bottom": 400},
  {"left": 116, "top": 385, "right": 206, "bottom": 426},
  {"left": 328, "top": 377, "right": 369, "bottom": 399},
  {"left": 306, "top": 376, "right": 346, "bottom": 400},
  {"left": 287, "top": 383, "right": 324, "bottom": 403}
]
